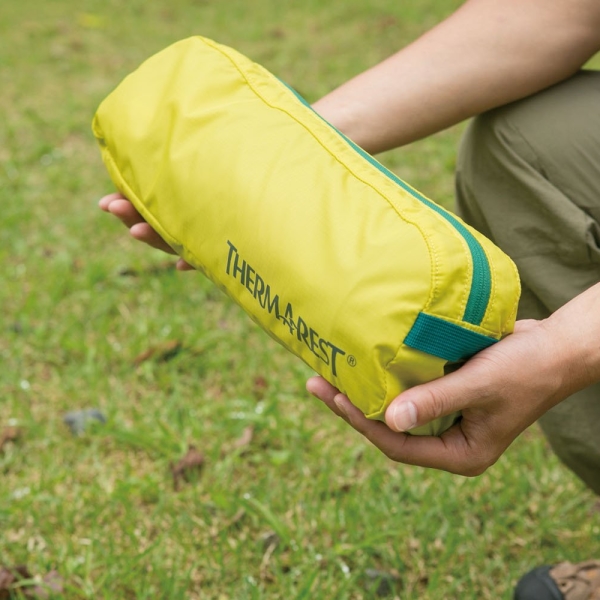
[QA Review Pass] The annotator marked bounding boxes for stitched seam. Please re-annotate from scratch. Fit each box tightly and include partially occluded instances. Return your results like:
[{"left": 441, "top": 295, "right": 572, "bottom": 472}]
[
  {"left": 484, "top": 245, "right": 497, "bottom": 329},
  {"left": 99, "top": 148, "right": 185, "bottom": 256},
  {"left": 506, "top": 258, "right": 521, "bottom": 327}
]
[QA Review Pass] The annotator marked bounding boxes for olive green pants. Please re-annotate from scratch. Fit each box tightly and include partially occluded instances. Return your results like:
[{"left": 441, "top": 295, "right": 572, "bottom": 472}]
[{"left": 455, "top": 70, "right": 600, "bottom": 495}]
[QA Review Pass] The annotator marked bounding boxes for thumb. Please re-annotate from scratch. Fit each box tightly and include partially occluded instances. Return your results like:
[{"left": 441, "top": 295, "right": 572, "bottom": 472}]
[{"left": 385, "top": 369, "right": 476, "bottom": 433}]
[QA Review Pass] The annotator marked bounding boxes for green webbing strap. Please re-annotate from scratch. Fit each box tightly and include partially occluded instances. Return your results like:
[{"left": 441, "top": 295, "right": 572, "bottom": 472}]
[{"left": 404, "top": 312, "right": 498, "bottom": 362}]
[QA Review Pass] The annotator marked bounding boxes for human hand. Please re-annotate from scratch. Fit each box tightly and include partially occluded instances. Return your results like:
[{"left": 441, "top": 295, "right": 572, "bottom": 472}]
[
  {"left": 307, "top": 319, "right": 570, "bottom": 476},
  {"left": 98, "top": 192, "right": 194, "bottom": 271}
]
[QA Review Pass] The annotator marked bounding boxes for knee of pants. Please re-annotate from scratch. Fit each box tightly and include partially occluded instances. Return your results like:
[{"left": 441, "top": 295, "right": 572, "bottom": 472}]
[
  {"left": 455, "top": 71, "right": 600, "bottom": 239},
  {"left": 454, "top": 97, "right": 554, "bottom": 235},
  {"left": 454, "top": 73, "right": 600, "bottom": 315},
  {"left": 454, "top": 105, "right": 535, "bottom": 240},
  {"left": 455, "top": 112, "right": 508, "bottom": 239}
]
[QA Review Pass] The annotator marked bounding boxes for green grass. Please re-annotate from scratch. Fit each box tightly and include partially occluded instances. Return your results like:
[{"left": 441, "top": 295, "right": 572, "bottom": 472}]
[{"left": 1, "top": 1, "right": 600, "bottom": 598}]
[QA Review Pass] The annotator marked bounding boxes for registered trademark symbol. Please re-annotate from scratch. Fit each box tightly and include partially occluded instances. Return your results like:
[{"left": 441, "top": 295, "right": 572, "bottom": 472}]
[{"left": 347, "top": 355, "right": 357, "bottom": 367}]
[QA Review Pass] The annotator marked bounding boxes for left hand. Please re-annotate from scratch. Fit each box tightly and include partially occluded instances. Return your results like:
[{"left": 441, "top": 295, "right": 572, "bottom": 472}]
[{"left": 99, "top": 192, "right": 194, "bottom": 270}]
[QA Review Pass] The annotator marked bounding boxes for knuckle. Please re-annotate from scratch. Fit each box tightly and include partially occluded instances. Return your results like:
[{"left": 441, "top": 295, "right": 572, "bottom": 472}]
[
  {"left": 441, "top": 436, "right": 497, "bottom": 477},
  {"left": 460, "top": 464, "right": 488, "bottom": 478},
  {"left": 455, "top": 451, "right": 497, "bottom": 477},
  {"left": 382, "top": 438, "right": 410, "bottom": 464},
  {"left": 385, "top": 448, "right": 404, "bottom": 463},
  {"left": 421, "top": 387, "right": 447, "bottom": 421}
]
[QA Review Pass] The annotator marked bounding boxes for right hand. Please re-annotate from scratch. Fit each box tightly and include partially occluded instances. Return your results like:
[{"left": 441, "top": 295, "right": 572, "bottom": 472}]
[{"left": 98, "top": 192, "right": 194, "bottom": 270}]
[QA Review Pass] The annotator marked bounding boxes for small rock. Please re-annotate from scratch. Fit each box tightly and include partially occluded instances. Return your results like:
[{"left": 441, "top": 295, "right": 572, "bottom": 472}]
[{"left": 63, "top": 409, "right": 106, "bottom": 435}]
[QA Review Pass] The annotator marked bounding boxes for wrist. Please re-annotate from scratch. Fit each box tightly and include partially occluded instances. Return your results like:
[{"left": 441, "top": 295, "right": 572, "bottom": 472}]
[
  {"left": 312, "top": 95, "right": 385, "bottom": 154},
  {"left": 539, "top": 283, "right": 600, "bottom": 397}
]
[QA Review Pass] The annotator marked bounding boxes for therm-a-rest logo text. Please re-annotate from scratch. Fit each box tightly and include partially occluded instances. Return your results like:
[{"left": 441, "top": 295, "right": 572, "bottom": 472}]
[{"left": 225, "top": 240, "right": 347, "bottom": 376}]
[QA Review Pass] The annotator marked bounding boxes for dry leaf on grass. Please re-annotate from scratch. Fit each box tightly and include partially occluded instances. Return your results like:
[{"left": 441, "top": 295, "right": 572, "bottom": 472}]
[
  {"left": 252, "top": 375, "right": 268, "bottom": 400},
  {"left": 258, "top": 531, "right": 280, "bottom": 583},
  {"left": 220, "top": 425, "right": 254, "bottom": 458},
  {"left": 0, "top": 427, "right": 20, "bottom": 452},
  {"left": 319, "top": 481, "right": 353, "bottom": 500},
  {"left": 0, "top": 565, "right": 30, "bottom": 599},
  {"left": 223, "top": 509, "right": 246, "bottom": 531},
  {"left": 0, "top": 566, "right": 63, "bottom": 599},
  {"left": 133, "top": 340, "right": 183, "bottom": 366},
  {"left": 232, "top": 425, "right": 254, "bottom": 450},
  {"left": 268, "top": 27, "right": 286, "bottom": 39},
  {"left": 171, "top": 445, "right": 205, "bottom": 491},
  {"left": 258, "top": 530, "right": 280, "bottom": 552},
  {"left": 208, "top": 508, "right": 246, "bottom": 540},
  {"left": 30, "top": 570, "right": 64, "bottom": 599}
]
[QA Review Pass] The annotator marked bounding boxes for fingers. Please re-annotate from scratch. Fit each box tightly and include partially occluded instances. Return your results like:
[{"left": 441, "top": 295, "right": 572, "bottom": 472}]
[
  {"left": 107, "top": 199, "right": 146, "bottom": 229},
  {"left": 99, "top": 193, "right": 177, "bottom": 255},
  {"left": 98, "top": 192, "right": 126, "bottom": 211},
  {"left": 100, "top": 192, "right": 197, "bottom": 268},
  {"left": 176, "top": 258, "right": 195, "bottom": 271},
  {"left": 100, "top": 193, "right": 195, "bottom": 266},
  {"left": 130, "top": 222, "right": 176, "bottom": 254},
  {"left": 306, "top": 376, "right": 348, "bottom": 419},
  {"left": 100, "top": 193, "right": 145, "bottom": 228}
]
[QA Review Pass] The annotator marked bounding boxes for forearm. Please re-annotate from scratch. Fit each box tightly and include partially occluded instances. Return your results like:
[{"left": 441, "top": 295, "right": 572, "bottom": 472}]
[
  {"left": 542, "top": 282, "right": 600, "bottom": 400},
  {"left": 313, "top": 0, "right": 600, "bottom": 154}
]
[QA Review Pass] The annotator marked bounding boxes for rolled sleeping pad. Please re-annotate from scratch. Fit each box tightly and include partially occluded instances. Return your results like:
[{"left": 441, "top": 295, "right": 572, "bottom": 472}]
[{"left": 93, "top": 36, "right": 521, "bottom": 435}]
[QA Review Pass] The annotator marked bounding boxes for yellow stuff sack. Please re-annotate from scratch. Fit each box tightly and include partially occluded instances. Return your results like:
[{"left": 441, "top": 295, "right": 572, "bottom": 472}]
[{"left": 92, "top": 36, "right": 521, "bottom": 436}]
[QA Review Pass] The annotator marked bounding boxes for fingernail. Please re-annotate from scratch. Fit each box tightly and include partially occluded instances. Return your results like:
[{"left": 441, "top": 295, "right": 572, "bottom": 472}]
[
  {"left": 389, "top": 401, "right": 417, "bottom": 432},
  {"left": 333, "top": 394, "right": 348, "bottom": 417},
  {"left": 305, "top": 377, "right": 320, "bottom": 397}
]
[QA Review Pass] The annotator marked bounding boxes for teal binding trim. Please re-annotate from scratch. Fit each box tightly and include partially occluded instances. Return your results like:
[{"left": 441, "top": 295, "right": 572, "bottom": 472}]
[
  {"left": 404, "top": 312, "right": 497, "bottom": 362},
  {"left": 279, "top": 81, "right": 491, "bottom": 326},
  {"left": 336, "top": 138, "right": 491, "bottom": 325}
]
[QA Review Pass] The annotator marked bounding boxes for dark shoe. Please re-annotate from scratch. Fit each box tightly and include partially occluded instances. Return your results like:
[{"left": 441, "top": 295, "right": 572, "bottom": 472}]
[{"left": 514, "top": 561, "right": 600, "bottom": 600}]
